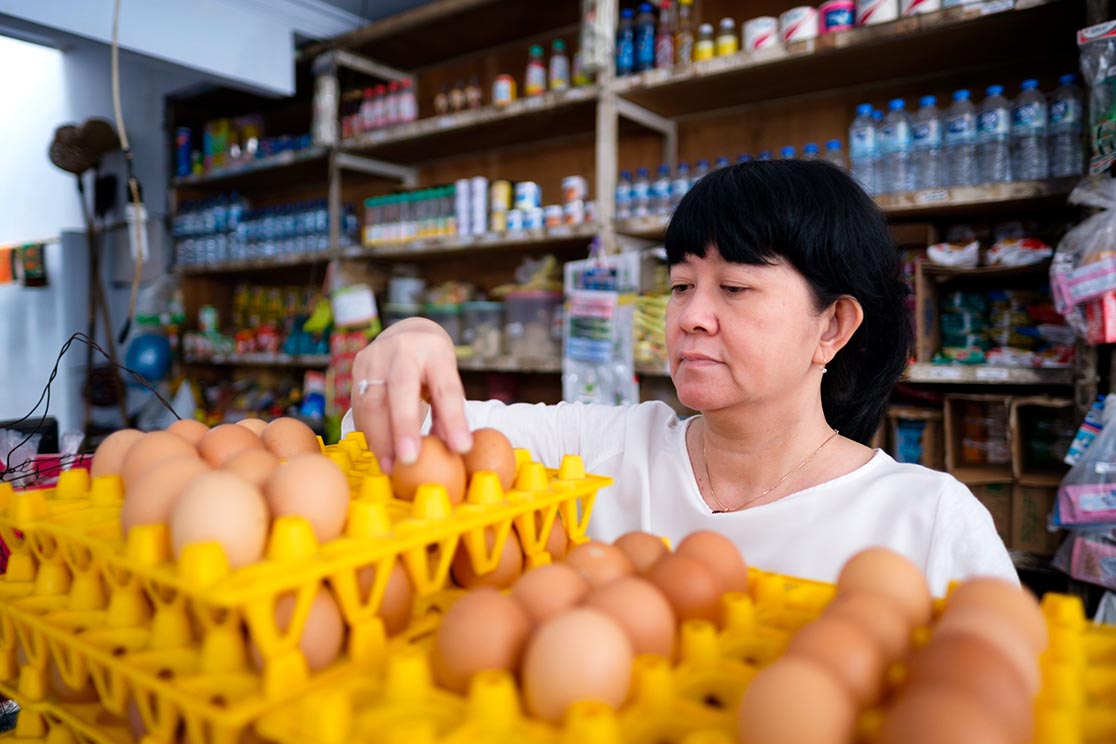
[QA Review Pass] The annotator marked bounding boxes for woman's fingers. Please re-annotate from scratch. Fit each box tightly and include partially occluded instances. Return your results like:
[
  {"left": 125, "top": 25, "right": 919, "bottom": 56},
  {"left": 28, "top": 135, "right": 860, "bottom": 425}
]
[
  {"left": 426, "top": 362, "right": 471, "bottom": 454},
  {"left": 387, "top": 363, "right": 424, "bottom": 466},
  {"left": 352, "top": 347, "right": 394, "bottom": 469}
]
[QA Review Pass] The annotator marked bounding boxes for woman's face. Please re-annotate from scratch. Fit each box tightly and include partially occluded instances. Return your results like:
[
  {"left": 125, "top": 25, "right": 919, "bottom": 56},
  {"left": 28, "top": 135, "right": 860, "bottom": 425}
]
[{"left": 666, "top": 247, "right": 828, "bottom": 413}]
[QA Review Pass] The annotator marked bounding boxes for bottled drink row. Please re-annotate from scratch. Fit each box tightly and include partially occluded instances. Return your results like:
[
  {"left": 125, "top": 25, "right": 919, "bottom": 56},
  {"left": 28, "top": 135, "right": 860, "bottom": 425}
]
[
  {"left": 850, "top": 75, "right": 1085, "bottom": 195},
  {"left": 616, "top": 143, "right": 847, "bottom": 219},
  {"left": 173, "top": 196, "right": 359, "bottom": 267}
]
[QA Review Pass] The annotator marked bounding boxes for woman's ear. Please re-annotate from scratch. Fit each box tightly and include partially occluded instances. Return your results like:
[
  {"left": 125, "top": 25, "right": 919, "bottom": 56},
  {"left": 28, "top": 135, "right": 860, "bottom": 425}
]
[{"left": 814, "top": 296, "right": 864, "bottom": 366}]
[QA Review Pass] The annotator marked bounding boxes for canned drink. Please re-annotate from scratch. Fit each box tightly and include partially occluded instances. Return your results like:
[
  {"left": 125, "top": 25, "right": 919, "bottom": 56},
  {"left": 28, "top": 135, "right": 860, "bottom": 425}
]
[
  {"left": 561, "top": 175, "right": 589, "bottom": 204},
  {"left": 514, "top": 181, "right": 542, "bottom": 211},
  {"left": 563, "top": 200, "right": 585, "bottom": 225},
  {"left": 819, "top": 0, "right": 856, "bottom": 32},
  {"left": 175, "top": 127, "right": 192, "bottom": 178},
  {"left": 525, "top": 207, "right": 545, "bottom": 229},
  {"left": 490, "top": 210, "right": 508, "bottom": 233},
  {"left": 454, "top": 178, "right": 472, "bottom": 201},
  {"left": 743, "top": 17, "right": 779, "bottom": 52},
  {"left": 857, "top": 0, "right": 898, "bottom": 25},
  {"left": 544, "top": 205, "right": 564, "bottom": 228},
  {"left": 900, "top": 0, "right": 940, "bottom": 14},
  {"left": 490, "top": 180, "right": 513, "bottom": 211},
  {"left": 493, "top": 75, "right": 517, "bottom": 106},
  {"left": 470, "top": 176, "right": 489, "bottom": 199},
  {"left": 780, "top": 7, "right": 819, "bottom": 43},
  {"left": 506, "top": 209, "right": 525, "bottom": 231}
]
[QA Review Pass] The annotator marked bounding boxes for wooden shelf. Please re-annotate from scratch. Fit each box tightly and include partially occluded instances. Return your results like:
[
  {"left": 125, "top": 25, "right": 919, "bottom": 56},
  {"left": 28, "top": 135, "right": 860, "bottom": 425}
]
[
  {"left": 610, "top": 0, "right": 1080, "bottom": 118},
  {"left": 906, "top": 363, "right": 1073, "bottom": 385},
  {"left": 352, "top": 223, "right": 599, "bottom": 261},
  {"left": 173, "top": 146, "right": 328, "bottom": 190},
  {"left": 175, "top": 250, "right": 336, "bottom": 276},
  {"left": 182, "top": 353, "right": 330, "bottom": 368},
  {"left": 920, "top": 260, "right": 1052, "bottom": 283},
  {"left": 457, "top": 356, "right": 562, "bottom": 373},
  {"left": 340, "top": 86, "right": 600, "bottom": 163}
]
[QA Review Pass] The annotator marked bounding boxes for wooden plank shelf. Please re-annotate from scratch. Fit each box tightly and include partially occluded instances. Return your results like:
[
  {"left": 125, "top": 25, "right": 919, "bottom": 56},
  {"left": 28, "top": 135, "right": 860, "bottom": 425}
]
[
  {"left": 610, "top": 0, "right": 1079, "bottom": 118},
  {"left": 182, "top": 353, "right": 331, "bottom": 368},
  {"left": 173, "top": 145, "right": 328, "bottom": 190},
  {"left": 340, "top": 85, "right": 600, "bottom": 163},
  {"left": 352, "top": 222, "right": 599, "bottom": 260},
  {"left": 175, "top": 250, "right": 336, "bottom": 276},
  {"left": 905, "top": 363, "right": 1073, "bottom": 385}
]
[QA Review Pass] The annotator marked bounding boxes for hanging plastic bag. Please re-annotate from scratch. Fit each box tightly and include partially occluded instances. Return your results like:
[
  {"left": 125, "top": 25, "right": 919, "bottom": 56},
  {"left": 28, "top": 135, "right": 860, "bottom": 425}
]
[
  {"left": 1056, "top": 394, "right": 1116, "bottom": 527},
  {"left": 1050, "top": 176, "right": 1116, "bottom": 340}
]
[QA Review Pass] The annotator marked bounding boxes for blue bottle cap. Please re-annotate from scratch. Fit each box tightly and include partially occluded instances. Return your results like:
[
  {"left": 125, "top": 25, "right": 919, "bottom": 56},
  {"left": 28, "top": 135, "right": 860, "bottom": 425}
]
[
  {"left": 1021, "top": 79, "right": 1039, "bottom": 90},
  {"left": 620, "top": 170, "right": 632, "bottom": 179},
  {"left": 637, "top": 167, "right": 650, "bottom": 177},
  {"left": 639, "top": 3, "right": 653, "bottom": 11},
  {"left": 715, "top": 157, "right": 730, "bottom": 167},
  {"left": 621, "top": 8, "right": 634, "bottom": 17},
  {"left": 658, "top": 164, "right": 670, "bottom": 175},
  {"left": 954, "top": 89, "right": 970, "bottom": 101},
  {"left": 826, "top": 139, "right": 841, "bottom": 150},
  {"left": 758, "top": 151, "right": 772, "bottom": 160},
  {"left": 678, "top": 162, "right": 690, "bottom": 171},
  {"left": 697, "top": 159, "right": 710, "bottom": 168},
  {"left": 804, "top": 143, "right": 819, "bottom": 154},
  {"left": 987, "top": 85, "right": 1004, "bottom": 96},
  {"left": 1059, "top": 73, "right": 1076, "bottom": 86},
  {"left": 920, "top": 95, "right": 936, "bottom": 107},
  {"left": 737, "top": 153, "right": 752, "bottom": 163},
  {"left": 781, "top": 146, "right": 796, "bottom": 158},
  {"left": 857, "top": 103, "right": 873, "bottom": 116},
  {"left": 889, "top": 98, "right": 905, "bottom": 111}
]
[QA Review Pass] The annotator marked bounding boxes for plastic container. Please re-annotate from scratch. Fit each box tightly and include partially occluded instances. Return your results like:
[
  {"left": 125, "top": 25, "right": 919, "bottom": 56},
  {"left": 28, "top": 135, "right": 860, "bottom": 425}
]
[
  {"left": 388, "top": 276, "right": 426, "bottom": 306},
  {"left": 384, "top": 302, "right": 422, "bottom": 327},
  {"left": 423, "top": 303, "right": 463, "bottom": 345},
  {"left": 462, "top": 301, "right": 504, "bottom": 357},
  {"left": 505, "top": 290, "right": 563, "bottom": 359}
]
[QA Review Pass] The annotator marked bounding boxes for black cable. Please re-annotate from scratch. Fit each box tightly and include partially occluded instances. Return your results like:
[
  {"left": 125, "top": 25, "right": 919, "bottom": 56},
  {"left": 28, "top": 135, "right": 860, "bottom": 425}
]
[{"left": 2, "top": 332, "right": 181, "bottom": 481}]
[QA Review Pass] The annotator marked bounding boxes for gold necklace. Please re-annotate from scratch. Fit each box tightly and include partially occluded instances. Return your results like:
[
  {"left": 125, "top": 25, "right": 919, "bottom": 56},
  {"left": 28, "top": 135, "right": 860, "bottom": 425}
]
[{"left": 699, "top": 419, "right": 840, "bottom": 514}]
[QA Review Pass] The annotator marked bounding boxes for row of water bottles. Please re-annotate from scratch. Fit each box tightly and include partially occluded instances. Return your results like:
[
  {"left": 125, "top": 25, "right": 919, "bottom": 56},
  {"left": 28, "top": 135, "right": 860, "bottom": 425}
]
[
  {"left": 850, "top": 75, "right": 1084, "bottom": 195},
  {"left": 616, "top": 143, "right": 847, "bottom": 218}
]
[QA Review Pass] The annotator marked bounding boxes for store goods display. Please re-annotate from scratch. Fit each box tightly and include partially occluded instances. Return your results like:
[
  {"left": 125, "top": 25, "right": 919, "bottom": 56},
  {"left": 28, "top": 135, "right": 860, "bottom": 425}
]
[
  {"left": 340, "top": 80, "right": 419, "bottom": 139},
  {"left": 176, "top": 116, "right": 313, "bottom": 178},
  {"left": 1052, "top": 178, "right": 1116, "bottom": 344},
  {"left": 1078, "top": 22, "right": 1116, "bottom": 175},
  {"left": 183, "top": 284, "right": 329, "bottom": 361},
  {"left": 853, "top": 76, "right": 1084, "bottom": 195}
]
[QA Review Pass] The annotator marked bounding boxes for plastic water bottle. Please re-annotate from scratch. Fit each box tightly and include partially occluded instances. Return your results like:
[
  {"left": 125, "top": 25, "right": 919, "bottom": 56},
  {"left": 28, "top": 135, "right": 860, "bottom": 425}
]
[
  {"left": 779, "top": 145, "right": 796, "bottom": 160},
  {"left": 653, "top": 164, "right": 673, "bottom": 215},
  {"left": 1011, "top": 79, "right": 1048, "bottom": 181},
  {"left": 911, "top": 95, "right": 943, "bottom": 190},
  {"left": 616, "top": 170, "right": 633, "bottom": 219},
  {"left": 879, "top": 98, "right": 912, "bottom": 194},
  {"left": 825, "top": 139, "right": 847, "bottom": 170},
  {"left": 715, "top": 156, "right": 730, "bottom": 169},
  {"left": 632, "top": 167, "right": 652, "bottom": 217},
  {"left": 671, "top": 162, "right": 691, "bottom": 208},
  {"left": 850, "top": 103, "right": 877, "bottom": 192},
  {"left": 758, "top": 151, "right": 772, "bottom": 161},
  {"left": 635, "top": 3, "right": 657, "bottom": 73},
  {"left": 1049, "top": 74, "right": 1084, "bottom": 178},
  {"left": 737, "top": 153, "right": 753, "bottom": 164},
  {"left": 692, "top": 159, "right": 711, "bottom": 183},
  {"left": 802, "top": 143, "right": 820, "bottom": 160},
  {"left": 945, "top": 89, "right": 977, "bottom": 187},
  {"left": 978, "top": 85, "right": 1012, "bottom": 183},
  {"left": 616, "top": 9, "right": 635, "bottom": 76}
]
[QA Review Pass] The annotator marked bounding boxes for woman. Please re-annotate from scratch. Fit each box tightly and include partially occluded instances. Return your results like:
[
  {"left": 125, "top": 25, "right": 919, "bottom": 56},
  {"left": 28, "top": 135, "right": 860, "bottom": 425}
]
[{"left": 345, "top": 160, "right": 1016, "bottom": 594}]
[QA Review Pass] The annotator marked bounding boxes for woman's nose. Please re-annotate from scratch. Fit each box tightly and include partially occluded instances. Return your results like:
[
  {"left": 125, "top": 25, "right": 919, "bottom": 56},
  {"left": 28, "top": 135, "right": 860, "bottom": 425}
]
[{"left": 676, "top": 290, "right": 718, "bottom": 334}]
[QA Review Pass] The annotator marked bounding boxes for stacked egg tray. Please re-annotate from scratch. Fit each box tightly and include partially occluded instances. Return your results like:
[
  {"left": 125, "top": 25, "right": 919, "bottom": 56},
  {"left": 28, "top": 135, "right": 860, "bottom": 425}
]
[
  {"left": 0, "top": 678, "right": 132, "bottom": 744},
  {"left": 253, "top": 571, "right": 1116, "bottom": 744},
  {"left": 0, "top": 433, "right": 610, "bottom": 744}
]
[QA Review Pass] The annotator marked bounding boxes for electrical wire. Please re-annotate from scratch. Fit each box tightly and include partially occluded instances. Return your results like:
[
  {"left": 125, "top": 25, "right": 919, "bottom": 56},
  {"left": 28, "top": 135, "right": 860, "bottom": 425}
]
[{"left": 1, "top": 332, "right": 181, "bottom": 483}]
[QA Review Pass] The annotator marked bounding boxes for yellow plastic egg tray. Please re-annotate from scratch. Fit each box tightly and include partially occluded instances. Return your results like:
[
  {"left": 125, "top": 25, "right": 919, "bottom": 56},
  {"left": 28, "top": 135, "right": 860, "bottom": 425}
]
[
  {"left": 0, "top": 433, "right": 611, "bottom": 744},
  {"left": 0, "top": 677, "right": 129, "bottom": 744},
  {"left": 255, "top": 570, "right": 1116, "bottom": 744}
]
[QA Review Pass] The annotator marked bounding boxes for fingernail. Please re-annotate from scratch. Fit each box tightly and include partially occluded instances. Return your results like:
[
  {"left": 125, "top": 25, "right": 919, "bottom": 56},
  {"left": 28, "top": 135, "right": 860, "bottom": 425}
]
[
  {"left": 450, "top": 430, "right": 473, "bottom": 454},
  {"left": 397, "top": 437, "right": 419, "bottom": 465}
]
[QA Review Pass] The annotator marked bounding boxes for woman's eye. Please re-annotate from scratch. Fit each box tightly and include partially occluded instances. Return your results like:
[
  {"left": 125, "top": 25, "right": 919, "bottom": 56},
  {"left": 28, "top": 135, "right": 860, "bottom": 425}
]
[
  {"left": 722, "top": 285, "right": 748, "bottom": 295},
  {"left": 670, "top": 284, "right": 691, "bottom": 294}
]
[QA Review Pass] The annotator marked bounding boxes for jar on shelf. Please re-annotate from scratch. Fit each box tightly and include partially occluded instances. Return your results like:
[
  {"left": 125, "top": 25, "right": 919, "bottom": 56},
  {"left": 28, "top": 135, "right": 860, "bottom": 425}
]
[
  {"left": 504, "top": 290, "right": 563, "bottom": 359},
  {"left": 423, "top": 303, "right": 464, "bottom": 345},
  {"left": 462, "top": 301, "right": 505, "bottom": 357}
]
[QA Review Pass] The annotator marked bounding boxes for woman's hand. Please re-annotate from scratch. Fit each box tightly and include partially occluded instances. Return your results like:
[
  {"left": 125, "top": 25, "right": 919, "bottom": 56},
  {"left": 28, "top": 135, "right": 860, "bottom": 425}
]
[{"left": 351, "top": 317, "right": 472, "bottom": 472}]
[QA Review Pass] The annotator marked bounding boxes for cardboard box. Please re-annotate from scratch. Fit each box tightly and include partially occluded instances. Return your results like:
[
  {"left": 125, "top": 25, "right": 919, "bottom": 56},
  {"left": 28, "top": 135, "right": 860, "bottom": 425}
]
[
  {"left": 887, "top": 406, "right": 944, "bottom": 471},
  {"left": 969, "top": 482, "right": 1013, "bottom": 544},
  {"left": 1010, "top": 397, "right": 1074, "bottom": 487},
  {"left": 1011, "top": 484, "right": 1063, "bottom": 555},
  {"left": 944, "top": 395, "right": 1013, "bottom": 484}
]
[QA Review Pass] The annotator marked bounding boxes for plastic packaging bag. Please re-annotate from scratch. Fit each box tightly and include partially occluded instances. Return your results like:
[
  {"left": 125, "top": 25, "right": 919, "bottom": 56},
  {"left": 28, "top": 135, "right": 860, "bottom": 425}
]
[
  {"left": 1056, "top": 395, "right": 1116, "bottom": 527},
  {"left": 1050, "top": 176, "right": 1116, "bottom": 337},
  {"left": 1078, "top": 21, "right": 1116, "bottom": 175}
]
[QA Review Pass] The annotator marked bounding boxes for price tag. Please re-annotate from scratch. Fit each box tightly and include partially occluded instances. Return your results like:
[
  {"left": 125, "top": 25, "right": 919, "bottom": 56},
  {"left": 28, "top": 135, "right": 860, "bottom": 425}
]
[
  {"left": 975, "top": 366, "right": 1010, "bottom": 381},
  {"left": 980, "top": 0, "right": 1014, "bottom": 14},
  {"left": 915, "top": 189, "right": 949, "bottom": 204},
  {"left": 927, "top": 366, "right": 963, "bottom": 380},
  {"left": 1094, "top": 462, "right": 1116, "bottom": 474}
]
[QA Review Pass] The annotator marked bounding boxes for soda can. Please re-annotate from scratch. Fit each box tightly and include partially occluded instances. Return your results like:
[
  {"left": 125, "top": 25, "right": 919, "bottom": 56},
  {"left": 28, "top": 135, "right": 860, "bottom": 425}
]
[
  {"left": 490, "top": 209, "right": 508, "bottom": 233},
  {"left": 900, "top": 0, "right": 940, "bottom": 14},
  {"left": 561, "top": 175, "right": 589, "bottom": 204},
  {"left": 175, "top": 127, "right": 192, "bottom": 178},
  {"left": 525, "top": 207, "right": 546, "bottom": 230},
  {"left": 819, "top": 0, "right": 856, "bottom": 32},
  {"left": 857, "top": 0, "right": 898, "bottom": 25},
  {"left": 490, "top": 180, "right": 513, "bottom": 211},
  {"left": 563, "top": 200, "right": 585, "bottom": 226},
  {"left": 743, "top": 17, "right": 779, "bottom": 52},
  {"left": 514, "top": 181, "right": 542, "bottom": 211},
  {"left": 544, "top": 205, "right": 564, "bottom": 228},
  {"left": 506, "top": 209, "right": 525, "bottom": 231},
  {"left": 780, "top": 7, "right": 819, "bottom": 43}
]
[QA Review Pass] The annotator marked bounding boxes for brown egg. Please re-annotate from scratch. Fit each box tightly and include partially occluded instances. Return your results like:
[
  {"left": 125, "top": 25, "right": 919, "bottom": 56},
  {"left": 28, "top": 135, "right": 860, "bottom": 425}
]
[
  {"left": 463, "top": 428, "right": 517, "bottom": 491},
  {"left": 91, "top": 428, "right": 144, "bottom": 478},
  {"left": 737, "top": 657, "right": 858, "bottom": 744},
  {"left": 121, "top": 431, "right": 198, "bottom": 488},
  {"left": 251, "top": 588, "right": 344, "bottom": 672},
  {"left": 237, "top": 418, "right": 268, "bottom": 435},
  {"left": 614, "top": 531, "right": 670, "bottom": 575},
  {"left": 823, "top": 592, "right": 912, "bottom": 665},
  {"left": 121, "top": 456, "right": 211, "bottom": 533},
  {"left": 265, "top": 455, "right": 350, "bottom": 544},
  {"left": 511, "top": 563, "right": 591, "bottom": 625},
  {"left": 647, "top": 553, "right": 724, "bottom": 626},
  {"left": 391, "top": 435, "right": 467, "bottom": 504},
  {"left": 675, "top": 530, "right": 748, "bottom": 593},
  {"left": 947, "top": 578, "right": 1047, "bottom": 654},
  {"left": 878, "top": 687, "right": 1014, "bottom": 744},
  {"left": 522, "top": 608, "right": 634, "bottom": 723},
  {"left": 933, "top": 606, "right": 1040, "bottom": 695},
  {"left": 222, "top": 449, "right": 280, "bottom": 489},
  {"left": 432, "top": 588, "right": 531, "bottom": 694},
  {"left": 170, "top": 471, "right": 269, "bottom": 569},
  {"left": 542, "top": 512, "right": 569, "bottom": 560},
  {"left": 166, "top": 418, "right": 209, "bottom": 446},
  {"left": 906, "top": 634, "right": 1034, "bottom": 742},
  {"left": 585, "top": 576, "right": 676, "bottom": 658},
  {"left": 358, "top": 560, "right": 414, "bottom": 636},
  {"left": 198, "top": 424, "right": 265, "bottom": 467},
  {"left": 451, "top": 526, "right": 523, "bottom": 589},
  {"left": 784, "top": 616, "right": 888, "bottom": 707},
  {"left": 260, "top": 417, "right": 321, "bottom": 460},
  {"left": 836, "top": 548, "right": 932, "bottom": 629},
  {"left": 564, "top": 541, "right": 635, "bottom": 588}
]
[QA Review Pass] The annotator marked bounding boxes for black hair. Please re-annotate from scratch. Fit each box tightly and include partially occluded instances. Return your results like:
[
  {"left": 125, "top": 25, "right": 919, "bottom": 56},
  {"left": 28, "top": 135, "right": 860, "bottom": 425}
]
[{"left": 664, "top": 159, "right": 912, "bottom": 445}]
